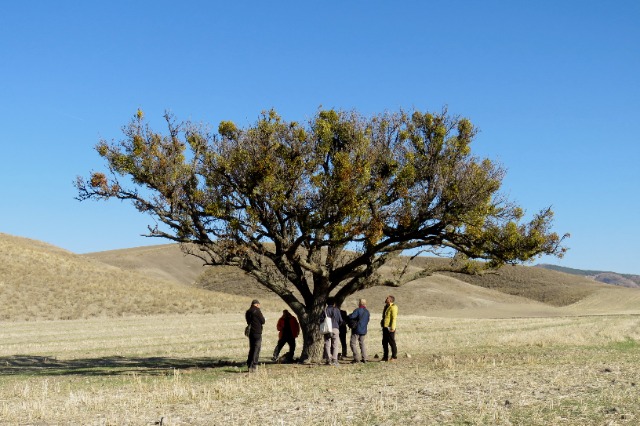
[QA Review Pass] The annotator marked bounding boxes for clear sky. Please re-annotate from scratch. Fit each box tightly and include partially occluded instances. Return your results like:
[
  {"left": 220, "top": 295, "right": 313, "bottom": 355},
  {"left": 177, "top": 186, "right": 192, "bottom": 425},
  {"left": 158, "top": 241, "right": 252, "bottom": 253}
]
[{"left": 1, "top": 1, "right": 638, "bottom": 274}]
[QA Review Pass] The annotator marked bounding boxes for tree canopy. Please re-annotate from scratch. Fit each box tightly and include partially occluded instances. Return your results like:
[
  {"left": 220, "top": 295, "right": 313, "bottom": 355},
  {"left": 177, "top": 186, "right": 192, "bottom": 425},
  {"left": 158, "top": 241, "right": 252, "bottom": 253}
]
[{"left": 76, "top": 107, "right": 567, "bottom": 360}]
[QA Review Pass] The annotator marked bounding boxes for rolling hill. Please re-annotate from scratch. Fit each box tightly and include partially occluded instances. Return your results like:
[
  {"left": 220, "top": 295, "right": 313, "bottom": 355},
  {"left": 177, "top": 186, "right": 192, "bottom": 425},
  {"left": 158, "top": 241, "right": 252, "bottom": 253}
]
[
  {"left": 0, "top": 233, "right": 250, "bottom": 321},
  {"left": 3, "top": 232, "right": 640, "bottom": 322},
  {"left": 536, "top": 264, "right": 640, "bottom": 288},
  {"left": 83, "top": 240, "right": 640, "bottom": 317}
]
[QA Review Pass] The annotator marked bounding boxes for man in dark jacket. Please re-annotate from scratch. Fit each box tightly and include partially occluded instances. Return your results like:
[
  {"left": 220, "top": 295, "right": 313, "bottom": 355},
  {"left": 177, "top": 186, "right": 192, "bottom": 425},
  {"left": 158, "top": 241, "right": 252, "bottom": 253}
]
[
  {"left": 245, "top": 299, "right": 265, "bottom": 373},
  {"left": 320, "top": 298, "right": 343, "bottom": 366},
  {"left": 338, "top": 307, "right": 349, "bottom": 359},
  {"left": 348, "top": 298, "right": 370, "bottom": 363}
]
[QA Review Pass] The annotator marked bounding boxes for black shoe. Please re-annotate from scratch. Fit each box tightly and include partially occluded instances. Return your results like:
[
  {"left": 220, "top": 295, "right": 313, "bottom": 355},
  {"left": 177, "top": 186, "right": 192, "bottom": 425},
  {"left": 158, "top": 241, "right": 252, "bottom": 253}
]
[
  {"left": 361, "top": 360, "right": 367, "bottom": 363},
  {"left": 381, "top": 358, "right": 388, "bottom": 362}
]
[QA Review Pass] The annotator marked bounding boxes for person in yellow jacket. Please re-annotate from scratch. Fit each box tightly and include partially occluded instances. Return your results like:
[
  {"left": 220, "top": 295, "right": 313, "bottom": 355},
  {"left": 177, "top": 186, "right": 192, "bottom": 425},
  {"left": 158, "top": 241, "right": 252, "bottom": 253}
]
[{"left": 380, "top": 295, "right": 398, "bottom": 362}]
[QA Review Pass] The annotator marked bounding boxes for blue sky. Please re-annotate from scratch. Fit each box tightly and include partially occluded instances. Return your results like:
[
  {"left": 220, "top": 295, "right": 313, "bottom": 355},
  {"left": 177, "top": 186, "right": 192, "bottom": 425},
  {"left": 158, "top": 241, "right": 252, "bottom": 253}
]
[{"left": 1, "top": 1, "right": 638, "bottom": 274}]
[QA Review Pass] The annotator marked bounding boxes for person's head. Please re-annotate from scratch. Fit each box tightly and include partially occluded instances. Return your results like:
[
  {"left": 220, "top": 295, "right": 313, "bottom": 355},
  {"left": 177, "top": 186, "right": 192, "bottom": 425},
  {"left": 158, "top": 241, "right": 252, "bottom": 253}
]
[
  {"left": 359, "top": 298, "right": 367, "bottom": 307},
  {"left": 251, "top": 299, "right": 260, "bottom": 308},
  {"left": 282, "top": 309, "right": 290, "bottom": 317},
  {"left": 326, "top": 297, "right": 335, "bottom": 307},
  {"left": 385, "top": 295, "right": 395, "bottom": 304}
]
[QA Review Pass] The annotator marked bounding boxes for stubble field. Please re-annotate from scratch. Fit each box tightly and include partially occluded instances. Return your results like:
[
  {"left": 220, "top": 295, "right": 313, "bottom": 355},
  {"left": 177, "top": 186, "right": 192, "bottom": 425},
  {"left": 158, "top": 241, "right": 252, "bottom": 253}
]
[{"left": 2, "top": 312, "right": 640, "bottom": 425}]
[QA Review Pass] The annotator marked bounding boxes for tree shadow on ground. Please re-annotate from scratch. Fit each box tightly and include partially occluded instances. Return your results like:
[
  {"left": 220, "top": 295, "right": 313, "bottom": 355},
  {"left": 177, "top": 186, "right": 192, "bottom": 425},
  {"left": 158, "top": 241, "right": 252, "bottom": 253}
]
[{"left": 0, "top": 355, "right": 247, "bottom": 376}]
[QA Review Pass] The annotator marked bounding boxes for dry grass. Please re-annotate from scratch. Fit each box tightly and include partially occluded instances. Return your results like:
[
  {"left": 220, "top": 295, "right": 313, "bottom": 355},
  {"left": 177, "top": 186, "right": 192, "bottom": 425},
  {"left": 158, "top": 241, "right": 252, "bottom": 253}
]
[
  {"left": 3, "top": 233, "right": 640, "bottom": 424},
  {"left": 1, "top": 313, "right": 640, "bottom": 425},
  {"left": 0, "top": 233, "right": 256, "bottom": 321}
]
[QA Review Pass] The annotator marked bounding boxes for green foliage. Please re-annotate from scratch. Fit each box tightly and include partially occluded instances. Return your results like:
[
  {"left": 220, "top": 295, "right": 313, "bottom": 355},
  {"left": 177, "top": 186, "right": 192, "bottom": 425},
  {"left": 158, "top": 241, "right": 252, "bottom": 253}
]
[{"left": 76, "top": 106, "right": 568, "bottom": 360}]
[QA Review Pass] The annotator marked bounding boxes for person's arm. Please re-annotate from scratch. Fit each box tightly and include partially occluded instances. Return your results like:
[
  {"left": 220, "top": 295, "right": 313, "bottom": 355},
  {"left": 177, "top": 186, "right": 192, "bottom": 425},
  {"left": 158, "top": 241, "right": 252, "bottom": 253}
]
[{"left": 389, "top": 305, "right": 398, "bottom": 331}]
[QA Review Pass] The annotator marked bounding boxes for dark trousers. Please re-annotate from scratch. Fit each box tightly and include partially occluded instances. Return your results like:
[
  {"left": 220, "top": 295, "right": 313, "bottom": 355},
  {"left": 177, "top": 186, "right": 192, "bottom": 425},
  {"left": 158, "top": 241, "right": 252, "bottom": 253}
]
[
  {"left": 274, "top": 336, "right": 296, "bottom": 361},
  {"left": 339, "top": 330, "right": 347, "bottom": 356},
  {"left": 382, "top": 328, "right": 397, "bottom": 360},
  {"left": 247, "top": 335, "right": 262, "bottom": 369}
]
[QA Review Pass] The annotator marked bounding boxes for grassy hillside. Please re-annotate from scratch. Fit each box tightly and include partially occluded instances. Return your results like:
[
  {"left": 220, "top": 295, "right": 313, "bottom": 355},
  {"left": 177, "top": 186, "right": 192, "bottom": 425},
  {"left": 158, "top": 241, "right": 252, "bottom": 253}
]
[
  {"left": 0, "top": 233, "right": 252, "bottom": 321},
  {"left": 537, "top": 264, "right": 640, "bottom": 288},
  {"left": 85, "top": 243, "right": 208, "bottom": 285},
  {"left": 85, "top": 241, "right": 640, "bottom": 316},
  {"left": 4, "top": 233, "right": 640, "bottom": 322}
]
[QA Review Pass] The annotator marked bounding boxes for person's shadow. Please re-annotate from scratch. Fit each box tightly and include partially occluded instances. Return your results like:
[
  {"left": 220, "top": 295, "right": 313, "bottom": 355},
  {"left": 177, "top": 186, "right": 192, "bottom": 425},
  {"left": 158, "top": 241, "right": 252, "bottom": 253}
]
[{"left": 0, "top": 355, "right": 246, "bottom": 376}]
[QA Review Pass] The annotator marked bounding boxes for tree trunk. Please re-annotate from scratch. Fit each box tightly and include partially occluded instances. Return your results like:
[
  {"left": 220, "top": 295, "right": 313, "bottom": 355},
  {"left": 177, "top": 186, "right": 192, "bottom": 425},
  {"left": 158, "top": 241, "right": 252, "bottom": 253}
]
[{"left": 298, "top": 308, "right": 326, "bottom": 363}]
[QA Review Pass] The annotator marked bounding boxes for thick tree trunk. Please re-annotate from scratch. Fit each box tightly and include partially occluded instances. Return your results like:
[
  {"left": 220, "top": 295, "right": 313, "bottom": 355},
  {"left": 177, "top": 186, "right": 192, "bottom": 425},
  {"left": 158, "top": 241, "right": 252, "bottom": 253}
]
[
  {"left": 299, "top": 322, "right": 324, "bottom": 363},
  {"left": 297, "top": 306, "right": 326, "bottom": 363}
]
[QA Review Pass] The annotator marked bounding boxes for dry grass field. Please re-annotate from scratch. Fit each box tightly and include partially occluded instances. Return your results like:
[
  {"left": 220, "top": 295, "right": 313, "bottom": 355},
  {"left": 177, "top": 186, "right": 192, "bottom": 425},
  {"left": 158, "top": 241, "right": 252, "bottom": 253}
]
[{"left": 2, "top": 233, "right": 640, "bottom": 425}]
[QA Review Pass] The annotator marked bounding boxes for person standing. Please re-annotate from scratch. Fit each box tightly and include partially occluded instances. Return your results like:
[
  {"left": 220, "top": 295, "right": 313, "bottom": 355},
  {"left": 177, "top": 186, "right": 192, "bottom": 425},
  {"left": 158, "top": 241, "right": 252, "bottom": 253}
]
[
  {"left": 320, "top": 298, "right": 343, "bottom": 366},
  {"left": 338, "top": 307, "right": 349, "bottom": 359},
  {"left": 272, "top": 309, "right": 300, "bottom": 363},
  {"left": 348, "top": 298, "right": 370, "bottom": 363},
  {"left": 381, "top": 295, "right": 398, "bottom": 362},
  {"left": 245, "top": 299, "right": 265, "bottom": 373}
]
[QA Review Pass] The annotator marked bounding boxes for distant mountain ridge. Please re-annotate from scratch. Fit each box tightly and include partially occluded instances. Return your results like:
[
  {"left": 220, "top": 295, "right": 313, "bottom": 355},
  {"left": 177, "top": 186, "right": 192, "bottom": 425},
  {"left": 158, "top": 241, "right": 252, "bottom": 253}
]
[{"left": 536, "top": 264, "right": 640, "bottom": 288}]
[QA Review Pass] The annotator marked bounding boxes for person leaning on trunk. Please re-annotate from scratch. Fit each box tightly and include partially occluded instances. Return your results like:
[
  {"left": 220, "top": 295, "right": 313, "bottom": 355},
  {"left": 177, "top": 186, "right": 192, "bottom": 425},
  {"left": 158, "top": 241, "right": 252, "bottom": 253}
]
[
  {"left": 245, "top": 299, "right": 265, "bottom": 373},
  {"left": 272, "top": 309, "right": 300, "bottom": 363},
  {"left": 381, "top": 295, "right": 398, "bottom": 362}
]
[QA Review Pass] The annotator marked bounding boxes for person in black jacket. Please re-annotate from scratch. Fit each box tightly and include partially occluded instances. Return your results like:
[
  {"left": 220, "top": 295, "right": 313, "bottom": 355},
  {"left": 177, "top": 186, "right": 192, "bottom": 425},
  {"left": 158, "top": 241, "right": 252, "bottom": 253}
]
[
  {"left": 245, "top": 299, "right": 265, "bottom": 373},
  {"left": 338, "top": 307, "right": 349, "bottom": 359}
]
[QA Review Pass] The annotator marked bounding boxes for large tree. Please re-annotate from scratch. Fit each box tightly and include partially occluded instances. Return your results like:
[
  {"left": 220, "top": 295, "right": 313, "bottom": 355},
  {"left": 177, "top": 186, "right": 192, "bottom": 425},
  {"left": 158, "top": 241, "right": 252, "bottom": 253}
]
[{"left": 76, "top": 107, "right": 567, "bottom": 361}]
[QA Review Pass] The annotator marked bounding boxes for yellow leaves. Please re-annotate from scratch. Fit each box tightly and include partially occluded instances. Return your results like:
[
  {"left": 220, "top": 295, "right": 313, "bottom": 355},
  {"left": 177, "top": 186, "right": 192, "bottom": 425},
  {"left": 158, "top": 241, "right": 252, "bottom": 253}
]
[
  {"left": 365, "top": 217, "right": 384, "bottom": 246},
  {"left": 218, "top": 121, "right": 238, "bottom": 139},
  {"left": 132, "top": 135, "right": 144, "bottom": 155},
  {"left": 79, "top": 106, "right": 566, "bottom": 273},
  {"left": 96, "top": 142, "right": 109, "bottom": 157},
  {"left": 318, "top": 109, "right": 339, "bottom": 123},
  {"left": 136, "top": 109, "right": 144, "bottom": 120}
]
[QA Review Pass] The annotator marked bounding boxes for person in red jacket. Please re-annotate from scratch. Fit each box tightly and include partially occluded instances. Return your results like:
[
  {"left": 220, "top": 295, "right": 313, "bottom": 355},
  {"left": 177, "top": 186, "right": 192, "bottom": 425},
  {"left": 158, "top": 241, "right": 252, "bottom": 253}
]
[{"left": 272, "top": 309, "right": 300, "bottom": 363}]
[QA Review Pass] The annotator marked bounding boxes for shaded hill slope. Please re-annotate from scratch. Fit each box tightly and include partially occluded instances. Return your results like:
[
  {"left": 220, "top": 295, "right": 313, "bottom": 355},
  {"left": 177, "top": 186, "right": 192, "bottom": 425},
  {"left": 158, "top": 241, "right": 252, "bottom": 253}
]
[
  {"left": 4, "top": 234, "right": 640, "bottom": 322},
  {"left": 85, "top": 242, "right": 640, "bottom": 317},
  {"left": 0, "top": 233, "right": 249, "bottom": 322},
  {"left": 536, "top": 264, "right": 640, "bottom": 288},
  {"left": 85, "top": 243, "right": 206, "bottom": 285}
]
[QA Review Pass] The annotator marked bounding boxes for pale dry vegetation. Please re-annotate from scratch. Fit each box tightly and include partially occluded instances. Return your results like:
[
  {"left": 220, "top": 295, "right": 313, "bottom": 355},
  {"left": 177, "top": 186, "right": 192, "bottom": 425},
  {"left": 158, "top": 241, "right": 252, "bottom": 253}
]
[
  {"left": 2, "top": 234, "right": 640, "bottom": 424},
  {"left": 0, "top": 234, "right": 253, "bottom": 321},
  {"left": 1, "top": 314, "right": 640, "bottom": 425}
]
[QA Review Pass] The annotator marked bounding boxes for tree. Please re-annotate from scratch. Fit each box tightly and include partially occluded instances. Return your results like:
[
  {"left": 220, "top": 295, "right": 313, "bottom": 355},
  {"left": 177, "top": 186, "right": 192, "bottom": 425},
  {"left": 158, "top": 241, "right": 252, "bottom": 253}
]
[{"left": 76, "top": 107, "right": 567, "bottom": 361}]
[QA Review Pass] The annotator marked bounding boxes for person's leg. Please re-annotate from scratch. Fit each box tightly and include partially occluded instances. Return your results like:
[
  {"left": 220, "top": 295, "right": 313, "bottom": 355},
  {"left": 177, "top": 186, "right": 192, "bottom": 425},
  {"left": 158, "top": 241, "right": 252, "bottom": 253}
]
[
  {"left": 286, "top": 337, "right": 296, "bottom": 362},
  {"left": 340, "top": 331, "right": 347, "bottom": 357},
  {"left": 247, "top": 340, "right": 254, "bottom": 368},
  {"left": 350, "top": 332, "right": 360, "bottom": 362},
  {"left": 273, "top": 338, "right": 285, "bottom": 360},
  {"left": 324, "top": 334, "right": 332, "bottom": 364},
  {"left": 389, "top": 330, "right": 397, "bottom": 360},
  {"left": 331, "top": 329, "right": 340, "bottom": 363},
  {"left": 381, "top": 328, "right": 389, "bottom": 361},
  {"left": 360, "top": 334, "right": 367, "bottom": 362},
  {"left": 252, "top": 335, "right": 262, "bottom": 369}
]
